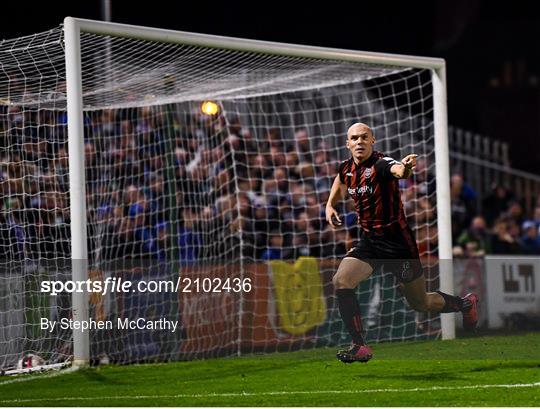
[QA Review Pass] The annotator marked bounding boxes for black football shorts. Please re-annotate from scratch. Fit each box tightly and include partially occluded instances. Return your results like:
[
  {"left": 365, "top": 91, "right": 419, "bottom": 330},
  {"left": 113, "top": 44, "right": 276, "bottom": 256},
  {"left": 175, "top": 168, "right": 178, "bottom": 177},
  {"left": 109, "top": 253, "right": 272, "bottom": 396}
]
[{"left": 344, "top": 226, "right": 423, "bottom": 283}]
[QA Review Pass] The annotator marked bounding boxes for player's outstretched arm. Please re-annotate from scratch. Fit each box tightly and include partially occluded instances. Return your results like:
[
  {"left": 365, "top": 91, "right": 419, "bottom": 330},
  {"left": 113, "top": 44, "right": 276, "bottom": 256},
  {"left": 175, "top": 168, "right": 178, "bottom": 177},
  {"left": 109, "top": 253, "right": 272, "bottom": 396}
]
[
  {"left": 326, "top": 175, "right": 345, "bottom": 228},
  {"left": 390, "top": 153, "right": 418, "bottom": 179}
]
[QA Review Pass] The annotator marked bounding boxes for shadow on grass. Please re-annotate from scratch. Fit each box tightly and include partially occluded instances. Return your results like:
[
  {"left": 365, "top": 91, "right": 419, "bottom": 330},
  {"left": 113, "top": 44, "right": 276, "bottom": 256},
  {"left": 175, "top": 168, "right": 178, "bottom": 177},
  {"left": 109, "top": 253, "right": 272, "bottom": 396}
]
[{"left": 79, "top": 368, "right": 124, "bottom": 386}]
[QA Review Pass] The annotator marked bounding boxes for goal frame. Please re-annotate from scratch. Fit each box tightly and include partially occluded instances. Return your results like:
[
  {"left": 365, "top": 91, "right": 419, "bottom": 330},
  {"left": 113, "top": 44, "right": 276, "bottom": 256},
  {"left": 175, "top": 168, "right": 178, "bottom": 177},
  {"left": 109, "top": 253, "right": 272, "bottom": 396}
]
[{"left": 63, "top": 16, "right": 454, "bottom": 367}]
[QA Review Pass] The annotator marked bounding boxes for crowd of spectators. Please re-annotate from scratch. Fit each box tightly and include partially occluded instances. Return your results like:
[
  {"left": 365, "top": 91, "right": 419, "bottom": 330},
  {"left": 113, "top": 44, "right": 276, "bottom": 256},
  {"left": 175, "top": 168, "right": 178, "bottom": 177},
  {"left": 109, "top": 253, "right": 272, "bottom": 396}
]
[
  {"left": 400, "top": 154, "right": 540, "bottom": 256},
  {"left": 451, "top": 178, "right": 540, "bottom": 256},
  {"left": 0, "top": 105, "right": 348, "bottom": 264},
  {"left": 1, "top": 103, "right": 539, "bottom": 265}
]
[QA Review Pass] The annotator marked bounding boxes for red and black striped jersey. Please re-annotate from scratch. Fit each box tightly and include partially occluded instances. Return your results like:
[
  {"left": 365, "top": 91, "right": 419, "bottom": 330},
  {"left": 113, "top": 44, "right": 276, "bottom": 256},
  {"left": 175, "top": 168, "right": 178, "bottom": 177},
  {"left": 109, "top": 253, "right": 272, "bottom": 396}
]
[{"left": 338, "top": 151, "right": 408, "bottom": 235}]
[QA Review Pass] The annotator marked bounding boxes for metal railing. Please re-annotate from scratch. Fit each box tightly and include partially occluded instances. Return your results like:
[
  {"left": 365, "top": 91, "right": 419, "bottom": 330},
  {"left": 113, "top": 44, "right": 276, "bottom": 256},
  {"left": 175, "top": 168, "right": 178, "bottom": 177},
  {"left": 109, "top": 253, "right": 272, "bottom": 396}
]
[{"left": 448, "top": 126, "right": 540, "bottom": 215}]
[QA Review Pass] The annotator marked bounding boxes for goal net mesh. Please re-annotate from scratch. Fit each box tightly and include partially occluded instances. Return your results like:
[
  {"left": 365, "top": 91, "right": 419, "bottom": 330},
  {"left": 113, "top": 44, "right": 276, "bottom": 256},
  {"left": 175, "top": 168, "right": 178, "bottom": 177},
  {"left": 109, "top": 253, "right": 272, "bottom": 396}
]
[{"left": 0, "top": 25, "right": 440, "bottom": 366}]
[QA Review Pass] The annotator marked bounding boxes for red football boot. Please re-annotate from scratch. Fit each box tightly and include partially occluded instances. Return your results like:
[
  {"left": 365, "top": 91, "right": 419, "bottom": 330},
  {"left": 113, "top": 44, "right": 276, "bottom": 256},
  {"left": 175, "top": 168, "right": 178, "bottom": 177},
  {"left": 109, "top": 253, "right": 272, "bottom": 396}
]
[
  {"left": 336, "top": 344, "right": 373, "bottom": 363},
  {"left": 462, "top": 293, "right": 479, "bottom": 331}
]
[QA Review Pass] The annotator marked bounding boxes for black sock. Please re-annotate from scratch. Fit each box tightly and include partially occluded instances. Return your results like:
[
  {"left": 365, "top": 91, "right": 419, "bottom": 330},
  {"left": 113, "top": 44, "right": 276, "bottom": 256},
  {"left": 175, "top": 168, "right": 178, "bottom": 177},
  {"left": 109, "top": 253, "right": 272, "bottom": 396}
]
[
  {"left": 437, "top": 291, "right": 468, "bottom": 313},
  {"left": 336, "top": 289, "right": 365, "bottom": 345}
]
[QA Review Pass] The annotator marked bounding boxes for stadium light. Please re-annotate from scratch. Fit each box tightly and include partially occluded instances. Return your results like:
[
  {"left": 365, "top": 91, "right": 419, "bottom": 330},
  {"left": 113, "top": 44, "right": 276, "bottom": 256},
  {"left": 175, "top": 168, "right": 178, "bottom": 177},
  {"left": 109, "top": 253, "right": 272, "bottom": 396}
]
[{"left": 200, "top": 100, "right": 220, "bottom": 116}]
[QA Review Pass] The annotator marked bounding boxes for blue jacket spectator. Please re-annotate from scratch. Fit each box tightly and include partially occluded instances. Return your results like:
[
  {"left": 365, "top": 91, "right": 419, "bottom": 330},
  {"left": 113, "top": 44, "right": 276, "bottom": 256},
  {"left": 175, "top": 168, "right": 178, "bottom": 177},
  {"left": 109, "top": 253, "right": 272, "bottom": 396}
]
[{"left": 519, "top": 220, "right": 540, "bottom": 255}]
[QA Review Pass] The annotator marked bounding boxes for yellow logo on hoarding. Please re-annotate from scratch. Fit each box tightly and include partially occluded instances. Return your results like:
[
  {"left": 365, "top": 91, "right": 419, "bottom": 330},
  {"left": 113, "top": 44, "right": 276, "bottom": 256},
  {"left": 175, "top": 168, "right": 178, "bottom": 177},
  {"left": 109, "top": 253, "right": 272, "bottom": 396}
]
[{"left": 270, "top": 257, "right": 326, "bottom": 335}]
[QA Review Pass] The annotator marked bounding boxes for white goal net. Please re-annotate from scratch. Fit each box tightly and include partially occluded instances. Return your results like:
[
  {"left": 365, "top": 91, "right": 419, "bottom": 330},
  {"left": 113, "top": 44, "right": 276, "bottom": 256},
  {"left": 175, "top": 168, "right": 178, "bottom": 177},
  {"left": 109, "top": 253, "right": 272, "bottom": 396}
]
[{"left": 0, "top": 20, "right": 447, "bottom": 368}]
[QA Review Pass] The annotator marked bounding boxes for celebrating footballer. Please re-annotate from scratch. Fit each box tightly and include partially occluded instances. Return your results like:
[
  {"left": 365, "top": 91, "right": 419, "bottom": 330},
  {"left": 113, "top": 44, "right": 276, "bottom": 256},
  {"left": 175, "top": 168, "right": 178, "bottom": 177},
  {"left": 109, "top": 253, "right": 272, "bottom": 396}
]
[{"left": 326, "top": 122, "right": 479, "bottom": 363}]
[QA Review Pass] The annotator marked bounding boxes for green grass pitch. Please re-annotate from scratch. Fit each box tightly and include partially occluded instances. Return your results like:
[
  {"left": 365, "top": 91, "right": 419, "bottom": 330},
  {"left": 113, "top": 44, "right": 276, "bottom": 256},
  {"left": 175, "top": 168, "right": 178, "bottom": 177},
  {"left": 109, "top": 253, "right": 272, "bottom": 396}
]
[{"left": 1, "top": 333, "right": 539, "bottom": 406}]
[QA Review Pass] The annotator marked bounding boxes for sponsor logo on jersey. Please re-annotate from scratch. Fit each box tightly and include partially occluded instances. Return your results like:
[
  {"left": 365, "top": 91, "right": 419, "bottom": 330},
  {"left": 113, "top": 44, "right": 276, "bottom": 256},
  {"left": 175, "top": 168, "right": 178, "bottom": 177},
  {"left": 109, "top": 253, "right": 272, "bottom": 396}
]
[
  {"left": 358, "top": 185, "right": 373, "bottom": 194},
  {"left": 348, "top": 186, "right": 373, "bottom": 195}
]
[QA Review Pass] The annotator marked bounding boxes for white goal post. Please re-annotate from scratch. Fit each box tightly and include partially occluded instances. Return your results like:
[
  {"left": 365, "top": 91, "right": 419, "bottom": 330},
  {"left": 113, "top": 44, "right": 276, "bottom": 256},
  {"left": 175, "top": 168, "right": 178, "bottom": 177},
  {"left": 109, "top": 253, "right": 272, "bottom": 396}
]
[
  {"left": 0, "top": 17, "right": 453, "bottom": 371},
  {"left": 63, "top": 17, "right": 453, "bottom": 366}
]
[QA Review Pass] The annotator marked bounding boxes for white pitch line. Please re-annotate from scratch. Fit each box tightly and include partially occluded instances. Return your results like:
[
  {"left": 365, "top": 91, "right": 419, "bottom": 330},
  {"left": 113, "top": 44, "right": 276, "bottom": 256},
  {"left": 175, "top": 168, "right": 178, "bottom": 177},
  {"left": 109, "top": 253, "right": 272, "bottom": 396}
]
[{"left": 0, "top": 381, "right": 539, "bottom": 404}]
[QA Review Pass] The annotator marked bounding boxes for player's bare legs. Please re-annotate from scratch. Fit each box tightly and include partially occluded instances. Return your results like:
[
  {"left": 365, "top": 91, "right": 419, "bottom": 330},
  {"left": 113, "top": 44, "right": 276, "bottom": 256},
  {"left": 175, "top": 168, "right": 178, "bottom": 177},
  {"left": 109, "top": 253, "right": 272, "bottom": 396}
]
[
  {"left": 333, "top": 258, "right": 374, "bottom": 363},
  {"left": 333, "top": 257, "right": 373, "bottom": 289},
  {"left": 401, "top": 275, "right": 444, "bottom": 312},
  {"left": 402, "top": 275, "right": 479, "bottom": 330}
]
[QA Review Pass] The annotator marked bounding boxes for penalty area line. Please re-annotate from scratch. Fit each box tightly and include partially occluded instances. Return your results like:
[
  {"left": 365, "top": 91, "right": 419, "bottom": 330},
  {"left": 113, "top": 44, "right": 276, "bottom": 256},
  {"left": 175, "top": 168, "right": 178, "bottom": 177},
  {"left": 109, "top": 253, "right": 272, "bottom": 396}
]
[{"left": 0, "top": 380, "right": 539, "bottom": 403}]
